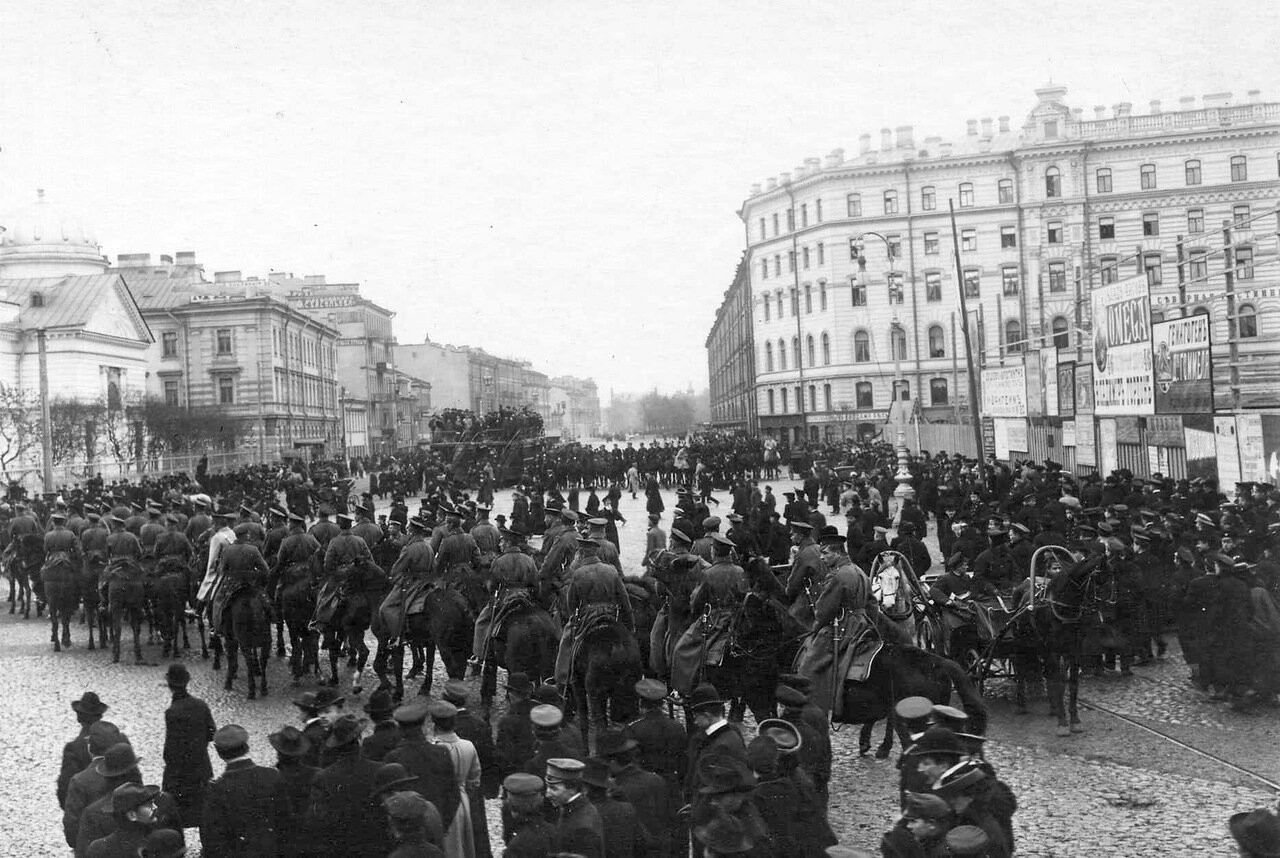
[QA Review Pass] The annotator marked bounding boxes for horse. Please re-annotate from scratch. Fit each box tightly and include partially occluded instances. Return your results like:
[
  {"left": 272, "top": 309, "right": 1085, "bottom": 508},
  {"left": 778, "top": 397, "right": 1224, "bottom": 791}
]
[
  {"left": 837, "top": 637, "right": 986, "bottom": 758},
  {"left": 477, "top": 591, "right": 559, "bottom": 721},
  {"left": 80, "top": 549, "right": 109, "bottom": 651},
  {"left": 104, "top": 558, "right": 148, "bottom": 665},
  {"left": 5, "top": 548, "right": 33, "bottom": 618},
  {"left": 1010, "top": 546, "right": 1115, "bottom": 736},
  {"left": 277, "top": 560, "right": 321, "bottom": 682},
  {"left": 569, "top": 609, "right": 643, "bottom": 755},
  {"left": 151, "top": 556, "right": 191, "bottom": 659},
  {"left": 624, "top": 577, "right": 660, "bottom": 677},
  {"left": 222, "top": 583, "right": 272, "bottom": 699},
  {"left": 373, "top": 583, "right": 473, "bottom": 701},
  {"left": 41, "top": 549, "right": 81, "bottom": 652},
  {"left": 314, "top": 562, "right": 388, "bottom": 690}
]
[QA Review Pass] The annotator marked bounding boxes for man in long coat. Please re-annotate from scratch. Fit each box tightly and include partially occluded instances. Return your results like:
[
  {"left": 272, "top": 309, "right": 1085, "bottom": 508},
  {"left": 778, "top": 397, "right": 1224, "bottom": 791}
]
[
  {"left": 161, "top": 664, "right": 215, "bottom": 827},
  {"left": 201, "top": 725, "right": 284, "bottom": 857}
]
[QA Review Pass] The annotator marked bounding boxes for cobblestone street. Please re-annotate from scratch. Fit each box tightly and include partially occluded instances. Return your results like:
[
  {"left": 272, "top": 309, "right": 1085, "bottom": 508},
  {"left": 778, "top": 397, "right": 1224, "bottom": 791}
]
[{"left": 3, "top": 477, "right": 1278, "bottom": 856}]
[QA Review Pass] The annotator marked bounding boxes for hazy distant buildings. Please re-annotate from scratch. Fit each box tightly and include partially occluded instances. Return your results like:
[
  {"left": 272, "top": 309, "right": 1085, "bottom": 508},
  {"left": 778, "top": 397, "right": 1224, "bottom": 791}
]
[{"left": 705, "top": 254, "right": 757, "bottom": 434}]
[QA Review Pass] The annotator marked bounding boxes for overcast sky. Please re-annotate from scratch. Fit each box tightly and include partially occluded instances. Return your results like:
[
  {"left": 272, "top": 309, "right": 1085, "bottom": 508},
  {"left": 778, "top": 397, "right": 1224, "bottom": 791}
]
[{"left": 1, "top": 0, "right": 1276, "bottom": 397}]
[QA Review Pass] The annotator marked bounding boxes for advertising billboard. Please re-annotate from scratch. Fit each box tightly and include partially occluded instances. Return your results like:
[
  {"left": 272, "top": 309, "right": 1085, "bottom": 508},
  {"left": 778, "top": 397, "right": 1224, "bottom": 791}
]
[
  {"left": 1040, "top": 348, "right": 1059, "bottom": 417},
  {"left": 1152, "top": 314, "right": 1213, "bottom": 413},
  {"left": 1091, "top": 275, "right": 1154, "bottom": 415},
  {"left": 981, "top": 365, "right": 1028, "bottom": 418},
  {"left": 1075, "top": 364, "right": 1095, "bottom": 415},
  {"left": 1056, "top": 360, "right": 1076, "bottom": 417}
]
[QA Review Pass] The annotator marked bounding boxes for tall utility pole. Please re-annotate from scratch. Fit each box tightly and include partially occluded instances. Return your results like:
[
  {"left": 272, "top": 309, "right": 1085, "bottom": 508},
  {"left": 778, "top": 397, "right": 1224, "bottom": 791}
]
[
  {"left": 785, "top": 186, "right": 806, "bottom": 445},
  {"left": 37, "top": 329, "right": 53, "bottom": 494},
  {"left": 1222, "top": 220, "right": 1239, "bottom": 412},
  {"left": 948, "top": 200, "right": 984, "bottom": 459}
]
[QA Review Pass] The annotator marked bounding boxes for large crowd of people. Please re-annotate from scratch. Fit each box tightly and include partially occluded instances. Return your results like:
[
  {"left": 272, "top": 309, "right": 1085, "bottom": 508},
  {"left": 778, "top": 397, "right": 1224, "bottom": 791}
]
[{"left": 17, "top": 423, "right": 1280, "bottom": 856}]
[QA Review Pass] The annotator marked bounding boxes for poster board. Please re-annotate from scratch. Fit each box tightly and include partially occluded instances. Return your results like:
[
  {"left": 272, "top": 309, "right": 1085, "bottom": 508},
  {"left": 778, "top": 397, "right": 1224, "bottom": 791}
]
[
  {"left": 1215, "top": 416, "right": 1241, "bottom": 486},
  {"left": 1061, "top": 419, "right": 1077, "bottom": 448},
  {"left": 1091, "top": 275, "right": 1154, "bottom": 415},
  {"left": 1076, "top": 417, "right": 1097, "bottom": 466},
  {"left": 1075, "top": 364, "right": 1095, "bottom": 415},
  {"left": 1238, "top": 414, "right": 1266, "bottom": 483},
  {"left": 1040, "top": 348, "right": 1059, "bottom": 417},
  {"left": 1098, "top": 418, "right": 1118, "bottom": 475},
  {"left": 981, "top": 366, "right": 1028, "bottom": 417},
  {"left": 1152, "top": 314, "right": 1213, "bottom": 413}
]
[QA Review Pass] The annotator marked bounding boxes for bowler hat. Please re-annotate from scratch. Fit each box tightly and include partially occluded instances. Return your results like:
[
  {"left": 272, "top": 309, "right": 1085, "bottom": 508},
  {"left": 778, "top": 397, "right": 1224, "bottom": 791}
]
[
  {"left": 111, "top": 782, "right": 160, "bottom": 814},
  {"left": 372, "top": 762, "right": 419, "bottom": 797},
  {"left": 757, "top": 718, "right": 802, "bottom": 754},
  {"left": 71, "top": 691, "right": 109, "bottom": 716},
  {"left": 504, "top": 672, "right": 533, "bottom": 695},
  {"left": 1229, "top": 808, "right": 1280, "bottom": 858},
  {"left": 325, "top": 714, "right": 369, "bottom": 748},
  {"left": 531, "top": 683, "right": 563, "bottom": 706},
  {"left": 96, "top": 743, "right": 142, "bottom": 778},
  {"left": 87, "top": 721, "right": 124, "bottom": 756},
  {"left": 267, "top": 726, "right": 311, "bottom": 758},
  {"left": 363, "top": 688, "right": 396, "bottom": 717},
  {"left": 685, "top": 683, "right": 724, "bottom": 712},
  {"left": 693, "top": 816, "right": 754, "bottom": 854},
  {"left": 581, "top": 757, "right": 612, "bottom": 789},
  {"left": 139, "top": 827, "right": 186, "bottom": 858},
  {"left": 213, "top": 724, "right": 250, "bottom": 755}
]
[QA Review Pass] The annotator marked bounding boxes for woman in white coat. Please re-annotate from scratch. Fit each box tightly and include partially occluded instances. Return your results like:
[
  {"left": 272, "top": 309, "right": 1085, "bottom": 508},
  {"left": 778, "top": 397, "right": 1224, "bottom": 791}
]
[{"left": 430, "top": 700, "right": 480, "bottom": 858}]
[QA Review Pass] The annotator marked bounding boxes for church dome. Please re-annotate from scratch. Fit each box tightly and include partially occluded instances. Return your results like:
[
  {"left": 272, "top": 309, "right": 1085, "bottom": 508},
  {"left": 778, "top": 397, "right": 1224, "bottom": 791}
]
[{"left": 0, "top": 190, "right": 109, "bottom": 278}]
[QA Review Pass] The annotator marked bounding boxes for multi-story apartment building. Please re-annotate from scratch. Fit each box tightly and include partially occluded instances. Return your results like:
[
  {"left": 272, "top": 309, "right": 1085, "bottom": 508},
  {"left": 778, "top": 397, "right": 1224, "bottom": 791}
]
[
  {"left": 737, "top": 85, "right": 1280, "bottom": 443},
  {"left": 705, "top": 254, "right": 758, "bottom": 434}
]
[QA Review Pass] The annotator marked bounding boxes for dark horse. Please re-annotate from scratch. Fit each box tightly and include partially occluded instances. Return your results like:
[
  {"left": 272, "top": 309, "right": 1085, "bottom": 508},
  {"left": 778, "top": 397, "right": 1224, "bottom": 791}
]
[
  {"left": 315, "top": 562, "right": 388, "bottom": 689},
  {"left": 569, "top": 608, "right": 643, "bottom": 755},
  {"left": 374, "top": 584, "right": 473, "bottom": 701},
  {"left": 702, "top": 559, "right": 806, "bottom": 723},
  {"left": 222, "top": 584, "right": 272, "bottom": 699},
  {"left": 838, "top": 634, "right": 986, "bottom": 759},
  {"left": 151, "top": 556, "right": 191, "bottom": 659},
  {"left": 41, "top": 549, "right": 81, "bottom": 652},
  {"left": 105, "top": 558, "right": 147, "bottom": 665},
  {"left": 6, "top": 547, "right": 33, "bottom": 618},
  {"left": 478, "top": 591, "right": 559, "bottom": 721},
  {"left": 1010, "top": 547, "right": 1115, "bottom": 736},
  {"left": 277, "top": 560, "right": 321, "bottom": 682}
]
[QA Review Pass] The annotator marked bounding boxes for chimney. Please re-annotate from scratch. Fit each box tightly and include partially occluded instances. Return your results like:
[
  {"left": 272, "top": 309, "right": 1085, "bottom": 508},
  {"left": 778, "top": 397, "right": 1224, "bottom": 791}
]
[
  {"left": 1179, "top": 95, "right": 1196, "bottom": 110},
  {"left": 1203, "top": 91, "right": 1232, "bottom": 108},
  {"left": 1113, "top": 102, "right": 1132, "bottom": 118},
  {"left": 998, "top": 115, "right": 1010, "bottom": 133},
  {"left": 794, "top": 165, "right": 806, "bottom": 179},
  {"left": 896, "top": 125, "right": 914, "bottom": 149},
  {"left": 966, "top": 119, "right": 978, "bottom": 136},
  {"left": 766, "top": 177, "right": 778, "bottom": 191},
  {"left": 805, "top": 156, "right": 821, "bottom": 173},
  {"left": 980, "top": 118, "right": 993, "bottom": 139},
  {"left": 859, "top": 133, "right": 872, "bottom": 155},
  {"left": 750, "top": 183, "right": 762, "bottom": 196},
  {"left": 1071, "top": 108, "right": 1083, "bottom": 122},
  {"left": 880, "top": 127, "right": 892, "bottom": 150},
  {"left": 175, "top": 251, "right": 197, "bottom": 266},
  {"left": 939, "top": 141, "right": 953, "bottom": 158},
  {"left": 1094, "top": 105, "right": 1106, "bottom": 120},
  {"left": 1248, "top": 89, "right": 1261, "bottom": 103},
  {"left": 1149, "top": 99, "right": 1162, "bottom": 115},
  {"left": 779, "top": 171, "right": 792, "bottom": 185},
  {"left": 116, "top": 253, "right": 151, "bottom": 268},
  {"left": 159, "top": 254, "right": 173, "bottom": 265},
  {"left": 824, "top": 149, "right": 844, "bottom": 168},
  {"left": 214, "top": 270, "right": 242, "bottom": 283}
]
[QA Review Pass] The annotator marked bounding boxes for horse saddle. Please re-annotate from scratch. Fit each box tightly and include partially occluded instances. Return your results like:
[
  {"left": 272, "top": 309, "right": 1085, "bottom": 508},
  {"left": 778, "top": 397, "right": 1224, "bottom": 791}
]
[
  {"left": 843, "top": 628, "right": 884, "bottom": 683},
  {"left": 42, "top": 550, "right": 74, "bottom": 572},
  {"left": 492, "top": 589, "right": 535, "bottom": 633}
]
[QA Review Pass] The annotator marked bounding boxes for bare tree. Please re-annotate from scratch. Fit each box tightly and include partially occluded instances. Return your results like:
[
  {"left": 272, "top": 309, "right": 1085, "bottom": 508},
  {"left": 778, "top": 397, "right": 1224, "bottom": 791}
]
[
  {"left": 0, "top": 383, "right": 41, "bottom": 481},
  {"left": 48, "top": 398, "right": 107, "bottom": 466}
]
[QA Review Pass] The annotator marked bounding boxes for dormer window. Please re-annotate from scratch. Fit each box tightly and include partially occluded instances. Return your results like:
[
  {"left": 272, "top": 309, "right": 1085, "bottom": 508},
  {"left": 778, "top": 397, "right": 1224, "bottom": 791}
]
[{"left": 30, "top": 292, "right": 44, "bottom": 308}]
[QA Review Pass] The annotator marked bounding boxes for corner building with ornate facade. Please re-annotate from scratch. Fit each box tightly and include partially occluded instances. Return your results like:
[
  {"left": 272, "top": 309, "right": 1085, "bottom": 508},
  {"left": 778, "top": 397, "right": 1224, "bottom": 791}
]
[{"left": 739, "top": 85, "right": 1280, "bottom": 443}]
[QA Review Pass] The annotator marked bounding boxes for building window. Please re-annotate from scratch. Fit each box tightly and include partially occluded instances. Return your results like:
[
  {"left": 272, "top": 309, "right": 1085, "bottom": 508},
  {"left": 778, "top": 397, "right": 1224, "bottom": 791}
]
[
  {"left": 761, "top": 259, "right": 768, "bottom": 280},
  {"left": 1144, "top": 253, "right": 1163, "bottom": 286},
  {"left": 778, "top": 340, "right": 787, "bottom": 370},
  {"left": 800, "top": 204, "right": 808, "bottom": 228},
  {"left": 1005, "top": 319, "right": 1023, "bottom": 353},
  {"left": 1233, "top": 204, "right": 1251, "bottom": 228},
  {"left": 1002, "top": 266, "right": 1020, "bottom": 296},
  {"left": 765, "top": 341, "right": 773, "bottom": 371},
  {"left": 894, "top": 380, "right": 911, "bottom": 401},
  {"left": 218, "top": 375, "right": 235, "bottom": 404},
  {"left": 763, "top": 296, "right": 770, "bottom": 321},
  {"left": 849, "top": 238, "right": 861, "bottom": 261},
  {"left": 1188, "top": 208, "right": 1204, "bottom": 234},
  {"left": 161, "top": 332, "right": 178, "bottom": 358},
  {"left": 847, "top": 193, "right": 862, "bottom": 217},
  {"left": 781, "top": 387, "right": 788, "bottom": 412},
  {"left": 883, "top": 190, "right": 898, "bottom": 214},
  {"left": 930, "top": 378, "right": 949, "bottom": 405},
  {"left": 1045, "top": 166, "right": 1061, "bottom": 197},
  {"left": 804, "top": 284, "right": 813, "bottom": 313},
  {"left": 808, "top": 385, "right": 816, "bottom": 412},
  {"left": 925, "top": 272, "right": 942, "bottom": 302},
  {"left": 958, "top": 182, "right": 974, "bottom": 207},
  {"left": 1238, "top": 303, "right": 1258, "bottom": 338},
  {"left": 998, "top": 179, "right": 1013, "bottom": 204},
  {"left": 819, "top": 282, "right": 827, "bottom": 311},
  {"left": 772, "top": 213, "right": 779, "bottom": 235},
  {"left": 795, "top": 386, "right": 802, "bottom": 411},
  {"left": 816, "top": 198, "right": 823, "bottom": 222},
  {"left": 817, "top": 242, "right": 825, "bottom": 265},
  {"left": 1188, "top": 249, "right": 1209, "bottom": 281},
  {"left": 163, "top": 379, "right": 180, "bottom": 406},
  {"left": 1097, "top": 217, "right": 1113, "bottom": 240},
  {"left": 887, "top": 234, "right": 902, "bottom": 258},
  {"left": 802, "top": 247, "right": 810, "bottom": 269},
  {"left": 961, "top": 229, "right": 977, "bottom": 252},
  {"left": 854, "top": 331, "right": 870, "bottom": 362},
  {"left": 1236, "top": 246, "right": 1255, "bottom": 279},
  {"left": 759, "top": 218, "right": 766, "bottom": 240},
  {"left": 1140, "top": 163, "right": 1157, "bottom": 189},
  {"left": 823, "top": 383, "right": 833, "bottom": 411},
  {"left": 806, "top": 335, "right": 816, "bottom": 366},
  {"left": 788, "top": 251, "right": 796, "bottom": 272},
  {"left": 924, "top": 232, "right": 939, "bottom": 255},
  {"left": 1185, "top": 159, "right": 1201, "bottom": 185},
  {"left": 790, "top": 288, "right": 799, "bottom": 315},
  {"left": 1143, "top": 212, "right": 1160, "bottom": 236},
  {"left": 1000, "top": 226, "right": 1017, "bottom": 249},
  {"left": 1052, "top": 316, "right": 1070, "bottom": 349},
  {"left": 856, "top": 382, "right": 873, "bottom": 408},
  {"left": 921, "top": 186, "right": 936, "bottom": 210},
  {"left": 851, "top": 280, "right": 866, "bottom": 307},
  {"left": 1231, "top": 155, "right": 1248, "bottom": 182},
  {"left": 1049, "top": 261, "right": 1067, "bottom": 292},
  {"left": 887, "top": 272, "right": 904, "bottom": 304},
  {"left": 1100, "top": 256, "right": 1118, "bottom": 284},
  {"left": 963, "top": 269, "right": 981, "bottom": 298},
  {"left": 1096, "top": 168, "right": 1112, "bottom": 193},
  {"left": 792, "top": 336, "right": 800, "bottom": 367},
  {"left": 774, "top": 255, "right": 782, "bottom": 277},
  {"left": 767, "top": 389, "right": 775, "bottom": 414},
  {"left": 776, "top": 291, "right": 784, "bottom": 317},
  {"left": 928, "top": 325, "right": 946, "bottom": 358},
  {"left": 821, "top": 332, "right": 831, "bottom": 365},
  {"left": 215, "top": 328, "right": 232, "bottom": 355}
]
